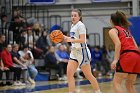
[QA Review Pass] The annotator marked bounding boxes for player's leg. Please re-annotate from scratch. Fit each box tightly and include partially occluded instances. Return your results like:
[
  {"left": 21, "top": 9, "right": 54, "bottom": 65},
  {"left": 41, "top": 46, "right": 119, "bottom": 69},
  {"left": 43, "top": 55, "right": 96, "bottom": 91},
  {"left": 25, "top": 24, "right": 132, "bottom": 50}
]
[
  {"left": 67, "top": 59, "right": 78, "bottom": 93},
  {"left": 81, "top": 64, "right": 101, "bottom": 93},
  {"left": 125, "top": 74, "right": 137, "bottom": 93},
  {"left": 113, "top": 72, "right": 128, "bottom": 93}
]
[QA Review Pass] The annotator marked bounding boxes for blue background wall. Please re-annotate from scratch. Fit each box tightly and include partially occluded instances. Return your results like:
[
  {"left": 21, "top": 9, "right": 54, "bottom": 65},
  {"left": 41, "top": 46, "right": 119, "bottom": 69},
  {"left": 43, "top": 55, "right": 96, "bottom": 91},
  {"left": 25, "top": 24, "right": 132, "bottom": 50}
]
[{"left": 129, "top": 17, "right": 140, "bottom": 45}]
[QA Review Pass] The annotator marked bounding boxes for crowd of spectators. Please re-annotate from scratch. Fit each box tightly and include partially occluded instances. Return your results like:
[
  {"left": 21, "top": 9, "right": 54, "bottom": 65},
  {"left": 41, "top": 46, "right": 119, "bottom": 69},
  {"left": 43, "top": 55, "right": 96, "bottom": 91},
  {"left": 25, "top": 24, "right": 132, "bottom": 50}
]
[{"left": 0, "top": 34, "right": 38, "bottom": 86}]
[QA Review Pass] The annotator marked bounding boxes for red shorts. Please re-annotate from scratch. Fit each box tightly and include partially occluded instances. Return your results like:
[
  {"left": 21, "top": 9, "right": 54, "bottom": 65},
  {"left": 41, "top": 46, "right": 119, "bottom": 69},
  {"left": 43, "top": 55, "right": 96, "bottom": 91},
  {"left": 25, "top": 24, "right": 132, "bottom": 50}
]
[{"left": 116, "top": 50, "right": 140, "bottom": 74}]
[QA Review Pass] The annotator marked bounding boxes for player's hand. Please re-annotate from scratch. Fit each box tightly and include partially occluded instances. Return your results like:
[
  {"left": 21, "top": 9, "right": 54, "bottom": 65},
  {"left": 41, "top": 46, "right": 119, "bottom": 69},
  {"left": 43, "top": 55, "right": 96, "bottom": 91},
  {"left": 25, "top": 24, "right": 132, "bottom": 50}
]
[
  {"left": 64, "top": 36, "right": 72, "bottom": 42},
  {"left": 111, "top": 60, "right": 118, "bottom": 70}
]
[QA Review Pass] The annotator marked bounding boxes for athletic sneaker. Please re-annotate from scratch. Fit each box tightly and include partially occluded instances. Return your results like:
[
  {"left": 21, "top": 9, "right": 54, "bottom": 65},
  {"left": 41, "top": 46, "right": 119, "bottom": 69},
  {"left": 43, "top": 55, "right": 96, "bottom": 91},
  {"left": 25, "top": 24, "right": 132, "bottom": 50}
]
[
  {"left": 58, "top": 77, "right": 67, "bottom": 81},
  {"left": 13, "top": 81, "right": 26, "bottom": 86},
  {"left": 17, "top": 81, "right": 26, "bottom": 86},
  {"left": 13, "top": 82, "right": 19, "bottom": 86},
  {"left": 28, "top": 77, "right": 35, "bottom": 84}
]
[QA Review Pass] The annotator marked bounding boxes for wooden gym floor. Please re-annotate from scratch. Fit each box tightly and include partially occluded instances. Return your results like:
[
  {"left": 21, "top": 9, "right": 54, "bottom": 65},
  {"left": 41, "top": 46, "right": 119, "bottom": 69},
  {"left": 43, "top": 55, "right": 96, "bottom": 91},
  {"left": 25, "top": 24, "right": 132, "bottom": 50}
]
[{"left": 0, "top": 76, "right": 140, "bottom": 93}]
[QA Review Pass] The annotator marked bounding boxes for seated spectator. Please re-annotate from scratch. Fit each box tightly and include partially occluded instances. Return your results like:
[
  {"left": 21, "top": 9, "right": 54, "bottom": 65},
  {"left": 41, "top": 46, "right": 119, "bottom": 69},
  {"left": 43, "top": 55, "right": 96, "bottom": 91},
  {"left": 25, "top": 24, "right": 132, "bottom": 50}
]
[
  {"left": 36, "top": 31, "right": 49, "bottom": 54},
  {"left": 0, "top": 60, "right": 12, "bottom": 86},
  {"left": 1, "top": 44, "right": 24, "bottom": 86},
  {"left": 91, "top": 46, "right": 111, "bottom": 76},
  {"left": 10, "top": 44, "right": 28, "bottom": 84},
  {"left": 55, "top": 44, "right": 69, "bottom": 80},
  {"left": 45, "top": 46, "right": 58, "bottom": 71},
  {"left": 91, "top": 46, "right": 103, "bottom": 76},
  {"left": 0, "top": 34, "right": 12, "bottom": 86},
  {"left": 18, "top": 45, "right": 38, "bottom": 84}
]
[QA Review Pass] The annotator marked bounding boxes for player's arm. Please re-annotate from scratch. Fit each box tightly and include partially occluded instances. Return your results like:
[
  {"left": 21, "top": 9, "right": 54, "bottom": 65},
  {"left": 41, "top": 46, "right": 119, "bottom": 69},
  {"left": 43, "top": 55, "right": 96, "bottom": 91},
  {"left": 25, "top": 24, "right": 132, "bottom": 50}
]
[
  {"left": 132, "top": 37, "right": 138, "bottom": 49},
  {"left": 64, "top": 24, "right": 86, "bottom": 43},
  {"left": 64, "top": 34, "right": 85, "bottom": 43},
  {"left": 63, "top": 35, "right": 70, "bottom": 39},
  {"left": 109, "top": 28, "right": 121, "bottom": 63}
]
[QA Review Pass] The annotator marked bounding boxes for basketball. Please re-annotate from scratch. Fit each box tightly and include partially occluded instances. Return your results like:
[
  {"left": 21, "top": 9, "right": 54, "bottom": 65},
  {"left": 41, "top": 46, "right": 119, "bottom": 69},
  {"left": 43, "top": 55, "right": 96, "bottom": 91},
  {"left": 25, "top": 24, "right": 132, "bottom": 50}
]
[{"left": 50, "top": 30, "right": 64, "bottom": 44}]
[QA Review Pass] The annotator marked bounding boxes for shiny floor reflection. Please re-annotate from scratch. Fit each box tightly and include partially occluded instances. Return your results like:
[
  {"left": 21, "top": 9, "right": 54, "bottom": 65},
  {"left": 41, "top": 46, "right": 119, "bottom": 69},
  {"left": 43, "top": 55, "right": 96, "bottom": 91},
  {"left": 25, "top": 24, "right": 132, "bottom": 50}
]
[{"left": 0, "top": 77, "right": 140, "bottom": 93}]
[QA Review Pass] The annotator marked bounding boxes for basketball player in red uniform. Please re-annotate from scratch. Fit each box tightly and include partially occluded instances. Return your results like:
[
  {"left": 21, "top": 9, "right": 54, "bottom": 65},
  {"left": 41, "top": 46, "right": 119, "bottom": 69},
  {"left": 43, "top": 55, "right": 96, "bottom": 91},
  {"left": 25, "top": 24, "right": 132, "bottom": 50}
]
[{"left": 109, "top": 11, "right": 140, "bottom": 93}]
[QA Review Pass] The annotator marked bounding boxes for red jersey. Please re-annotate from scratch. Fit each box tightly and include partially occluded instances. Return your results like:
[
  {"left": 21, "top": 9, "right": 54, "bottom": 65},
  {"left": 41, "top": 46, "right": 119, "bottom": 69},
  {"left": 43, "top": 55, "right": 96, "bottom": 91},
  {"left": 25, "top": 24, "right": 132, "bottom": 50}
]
[
  {"left": 115, "top": 26, "right": 140, "bottom": 74},
  {"left": 115, "top": 26, "right": 137, "bottom": 53},
  {"left": 1, "top": 49, "right": 13, "bottom": 67}
]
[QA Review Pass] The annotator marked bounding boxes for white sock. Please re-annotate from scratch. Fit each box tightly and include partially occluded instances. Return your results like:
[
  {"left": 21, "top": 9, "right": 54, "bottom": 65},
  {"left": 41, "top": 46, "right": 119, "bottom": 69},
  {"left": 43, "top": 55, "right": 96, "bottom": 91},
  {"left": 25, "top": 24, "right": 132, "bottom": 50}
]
[{"left": 95, "top": 90, "right": 102, "bottom": 93}]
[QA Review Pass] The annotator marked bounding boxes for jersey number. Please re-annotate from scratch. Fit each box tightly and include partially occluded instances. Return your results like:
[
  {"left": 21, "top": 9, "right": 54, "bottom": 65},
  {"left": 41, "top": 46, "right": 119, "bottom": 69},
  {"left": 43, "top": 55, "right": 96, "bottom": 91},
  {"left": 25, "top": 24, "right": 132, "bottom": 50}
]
[{"left": 123, "top": 30, "right": 131, "bottom": 38}]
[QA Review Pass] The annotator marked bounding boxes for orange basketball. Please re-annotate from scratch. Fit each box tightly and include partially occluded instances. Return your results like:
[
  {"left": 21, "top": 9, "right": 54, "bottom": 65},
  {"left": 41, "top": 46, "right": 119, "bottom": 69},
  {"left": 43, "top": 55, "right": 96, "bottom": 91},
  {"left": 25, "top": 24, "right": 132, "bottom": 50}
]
[{"left": 50, "top": 30, "right": 64, "bottom": 44}]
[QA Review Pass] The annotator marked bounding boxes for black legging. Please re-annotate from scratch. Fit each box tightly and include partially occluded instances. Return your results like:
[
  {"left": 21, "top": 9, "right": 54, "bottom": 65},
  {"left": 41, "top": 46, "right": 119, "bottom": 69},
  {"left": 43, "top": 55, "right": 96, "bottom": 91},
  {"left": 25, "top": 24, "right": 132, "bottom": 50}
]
[
  {"left": 0, "top": 69, "right": 12, "bottom": 81},
  {"left": 0, "top": 70, "right": 3, "bottom": 80},
  {"left": 8, "top": 66, "right": 22, "bottom": 81},
  {"left": 58, "top": 62, "right": 67, "bottom": 77}
]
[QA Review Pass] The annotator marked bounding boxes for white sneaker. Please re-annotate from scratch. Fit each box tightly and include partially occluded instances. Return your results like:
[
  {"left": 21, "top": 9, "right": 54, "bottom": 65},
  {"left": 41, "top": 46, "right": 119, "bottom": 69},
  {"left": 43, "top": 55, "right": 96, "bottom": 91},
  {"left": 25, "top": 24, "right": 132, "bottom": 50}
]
[
  {"left": 63, "top": 75, "right": 67, "bottom": 80},
  {"left": 58, "top": 77, "right": 62, "bottom": 81},
  {"left": 58, "top": 77, "right": 67, "bottom": 81},
  {"left": 13, "top": 82, "right": 19, "bottom": 86},
  {"left": 17, "top": 81, "right": 26, "bottom": 86},
  {"left": 28, "top": 77, "right": 35, "bottom": 84}
]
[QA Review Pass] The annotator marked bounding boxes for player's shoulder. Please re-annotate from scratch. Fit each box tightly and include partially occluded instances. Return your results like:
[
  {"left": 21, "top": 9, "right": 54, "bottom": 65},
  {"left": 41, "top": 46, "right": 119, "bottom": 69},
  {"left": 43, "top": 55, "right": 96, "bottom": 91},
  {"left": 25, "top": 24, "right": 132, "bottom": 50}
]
[
  {"left": 109, "top": 28, "right": 119, "bottom": 35},
  {"left": 77, "top": 21, "right": 85, "bottom": 27},
  {"left": 78, "top": 21, "right": 84, "bottom": 25}
]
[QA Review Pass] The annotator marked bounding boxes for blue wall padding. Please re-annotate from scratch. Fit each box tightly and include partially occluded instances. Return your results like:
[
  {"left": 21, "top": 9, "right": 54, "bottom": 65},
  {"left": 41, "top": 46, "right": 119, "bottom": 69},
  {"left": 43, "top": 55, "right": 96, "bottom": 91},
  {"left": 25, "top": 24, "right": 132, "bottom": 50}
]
[{"left": 129, "top": 17, "right": 140, "bottom": 45}]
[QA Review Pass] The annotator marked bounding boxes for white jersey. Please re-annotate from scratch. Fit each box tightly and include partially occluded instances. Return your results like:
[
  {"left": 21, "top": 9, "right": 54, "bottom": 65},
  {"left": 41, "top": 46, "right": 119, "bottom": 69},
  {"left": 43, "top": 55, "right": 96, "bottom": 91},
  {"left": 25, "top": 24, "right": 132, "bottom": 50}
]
[
  {"left": 69, "top": 21, "right": 91, "bottom": 67},
  {"left": 70, "top": 21, "right": 87, "bottom": 48}
]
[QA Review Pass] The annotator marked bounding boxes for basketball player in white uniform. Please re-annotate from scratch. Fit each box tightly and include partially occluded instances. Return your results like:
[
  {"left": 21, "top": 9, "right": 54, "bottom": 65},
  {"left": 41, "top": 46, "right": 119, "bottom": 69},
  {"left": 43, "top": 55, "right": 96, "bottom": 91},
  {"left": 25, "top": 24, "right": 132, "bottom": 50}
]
[{"left": 64, "top": 9, "right": 102, "bottom": 93}]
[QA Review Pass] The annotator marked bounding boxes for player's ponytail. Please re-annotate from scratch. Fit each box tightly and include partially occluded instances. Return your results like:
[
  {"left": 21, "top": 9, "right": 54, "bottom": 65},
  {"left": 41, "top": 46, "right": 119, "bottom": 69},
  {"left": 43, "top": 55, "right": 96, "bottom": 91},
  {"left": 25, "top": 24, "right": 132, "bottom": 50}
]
[{"left": 111, "top": 10, "right": 131, "bottom": 28}]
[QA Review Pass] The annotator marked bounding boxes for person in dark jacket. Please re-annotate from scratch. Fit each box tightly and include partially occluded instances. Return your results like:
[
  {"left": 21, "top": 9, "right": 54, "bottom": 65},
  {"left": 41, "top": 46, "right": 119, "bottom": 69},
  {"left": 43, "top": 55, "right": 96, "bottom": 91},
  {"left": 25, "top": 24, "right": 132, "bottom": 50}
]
[
  {"left": 36, "top": 31, "right": 49, "bottom": 53},
  {"left": 45, "top": 46, "right": 58, "bottom": 70}
]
